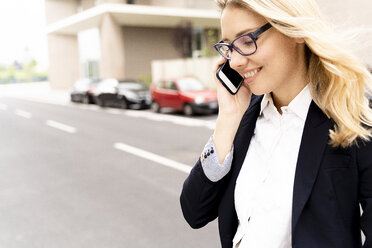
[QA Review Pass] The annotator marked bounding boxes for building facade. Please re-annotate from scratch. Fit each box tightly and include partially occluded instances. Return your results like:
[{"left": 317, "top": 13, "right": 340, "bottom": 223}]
[
  {"left": 45, "top": 0, "right": 220, "bottom": 89},
  {"left": 45, "top": 0, "right": 372, "bottom": 89}
]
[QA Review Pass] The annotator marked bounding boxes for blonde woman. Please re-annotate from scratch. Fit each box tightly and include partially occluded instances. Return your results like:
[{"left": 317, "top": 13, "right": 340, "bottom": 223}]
[{"left": 180, "top": 0, "right": 372, "bottom": 247}]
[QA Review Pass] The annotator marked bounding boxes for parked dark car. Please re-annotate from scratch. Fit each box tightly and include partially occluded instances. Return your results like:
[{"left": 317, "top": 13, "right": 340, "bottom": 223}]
[
  {"left": 150, "top": 77, "right": 218, "bottom": 116},
  {"left": 93, "top": 78, "right": 151, "bottom": 109},
  {"left": 70, "top": 78, "right": 99, "bottom": 104}
]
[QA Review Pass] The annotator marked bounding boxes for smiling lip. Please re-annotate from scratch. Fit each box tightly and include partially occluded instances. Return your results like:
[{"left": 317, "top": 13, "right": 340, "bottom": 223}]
[{"left": 242, "top": 67, "right": 262, "bottom": 84}]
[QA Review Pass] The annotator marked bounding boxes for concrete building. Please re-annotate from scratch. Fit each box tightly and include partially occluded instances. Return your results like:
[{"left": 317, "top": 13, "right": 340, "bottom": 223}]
[
  {"left": 45, "top": 0, "right": 372, "bottom": 89},
  {"left": 45, "top": 0, "right": 220, "bottom": 89}
]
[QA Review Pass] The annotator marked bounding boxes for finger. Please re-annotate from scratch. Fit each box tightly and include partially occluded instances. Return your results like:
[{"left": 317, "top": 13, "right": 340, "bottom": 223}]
[{"left": 213, "top": 57, "right": 227, "bottom": 74}]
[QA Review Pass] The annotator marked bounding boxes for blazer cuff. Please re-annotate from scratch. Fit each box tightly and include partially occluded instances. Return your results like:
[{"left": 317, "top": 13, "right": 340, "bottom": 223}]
[{"left": 200, "top": 136, "right": 234, "bottom": 182}]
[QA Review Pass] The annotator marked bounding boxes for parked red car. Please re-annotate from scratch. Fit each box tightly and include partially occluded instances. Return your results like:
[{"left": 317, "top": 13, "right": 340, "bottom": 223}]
[{"left": 150, "top": 77, "right": 218, "bottom": 116}]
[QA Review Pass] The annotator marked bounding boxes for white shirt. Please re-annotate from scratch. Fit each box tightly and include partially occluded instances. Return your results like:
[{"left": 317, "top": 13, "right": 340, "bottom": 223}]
[{"left": 233, "top": 85, "right": 312, "bottom": 248}]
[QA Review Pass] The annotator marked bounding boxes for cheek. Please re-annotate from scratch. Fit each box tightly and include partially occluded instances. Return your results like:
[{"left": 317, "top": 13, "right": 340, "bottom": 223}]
[{"left": 259, "top": 38, "right": 298, "bottom": 78}]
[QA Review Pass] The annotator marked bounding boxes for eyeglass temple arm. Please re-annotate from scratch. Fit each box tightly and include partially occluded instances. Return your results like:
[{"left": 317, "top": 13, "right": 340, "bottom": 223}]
[
  {"left": 213, "top": 22, "right": 272, "bottom": 51},
  {"left": 251, "top": 23, "right": 272, "bottom": 39}
]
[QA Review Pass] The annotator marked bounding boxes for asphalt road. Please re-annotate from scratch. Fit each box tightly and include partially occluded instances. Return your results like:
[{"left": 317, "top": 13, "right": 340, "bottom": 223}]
[{"left": 0, "top": 96, "right": 220, "bottom": 248}]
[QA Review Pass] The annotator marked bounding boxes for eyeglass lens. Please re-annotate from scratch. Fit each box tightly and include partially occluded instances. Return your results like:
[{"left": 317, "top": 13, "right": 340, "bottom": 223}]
[
  {"left": 235, "top": 36, "right": 256, "bottom": 54},
  {"left": 218, "top": 35, "right": 256, "bottom": 59}
]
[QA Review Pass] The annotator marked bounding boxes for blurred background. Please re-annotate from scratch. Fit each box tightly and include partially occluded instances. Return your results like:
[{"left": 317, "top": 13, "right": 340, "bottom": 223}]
[{"left": 0, "top": 0, "right": 371, "bottom": 247}]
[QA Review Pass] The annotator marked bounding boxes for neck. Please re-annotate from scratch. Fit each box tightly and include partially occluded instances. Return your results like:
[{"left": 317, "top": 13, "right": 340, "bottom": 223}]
[
  {"left": 271, "top": 45, "right": 308, "bottom": 114},
  {"left": 271, "top": 81, "right": 308, "bottom": 114}
]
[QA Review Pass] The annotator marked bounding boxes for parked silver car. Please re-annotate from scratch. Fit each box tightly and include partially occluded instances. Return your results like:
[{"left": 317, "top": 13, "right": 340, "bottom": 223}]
[
  {"left": 70, "top": 78, "right": 99, "bottom": 104},
  {"left": 93, "top": 78, "right": 151, "bottom": 109}
]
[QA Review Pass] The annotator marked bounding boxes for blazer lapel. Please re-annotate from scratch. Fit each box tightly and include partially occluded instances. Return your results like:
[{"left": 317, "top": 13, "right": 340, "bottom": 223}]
[
  {"left": 217, "top": 95, "right": 263, "bottom": 240},
  {"left": 231, "top": 95, "right": 263, "bottom": 179},
  {"left": 291, "top": 101, "right": 333, "bottom": 231}
]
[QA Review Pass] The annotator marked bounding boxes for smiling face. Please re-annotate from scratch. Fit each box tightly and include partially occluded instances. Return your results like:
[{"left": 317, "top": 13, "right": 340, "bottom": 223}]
[{"left": 220, "top": 6, "right": 308, "bottom": 104}]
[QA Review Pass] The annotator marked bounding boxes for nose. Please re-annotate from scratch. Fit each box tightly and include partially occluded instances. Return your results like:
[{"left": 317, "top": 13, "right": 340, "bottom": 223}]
[{"left": 229, "top": 50, "right": 249, "bottom": 72}]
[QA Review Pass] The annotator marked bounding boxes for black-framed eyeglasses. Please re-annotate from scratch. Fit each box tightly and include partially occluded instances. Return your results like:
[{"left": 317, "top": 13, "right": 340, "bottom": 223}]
[{"left": 214, "top": 23, "right": 272, "bottom": 60}]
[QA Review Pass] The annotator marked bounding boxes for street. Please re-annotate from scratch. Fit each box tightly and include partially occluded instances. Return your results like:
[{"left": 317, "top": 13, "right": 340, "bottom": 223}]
[{"left": 0, "top": 92, "right": 220, "bottom": 247}]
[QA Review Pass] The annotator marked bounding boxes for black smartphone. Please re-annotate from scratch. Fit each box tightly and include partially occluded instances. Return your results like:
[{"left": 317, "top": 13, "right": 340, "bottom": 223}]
[{"left": 216, "top": 61, "right": 244, "bottom": 95}]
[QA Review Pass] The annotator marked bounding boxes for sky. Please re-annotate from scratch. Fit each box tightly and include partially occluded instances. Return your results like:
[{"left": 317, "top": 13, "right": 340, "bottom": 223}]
[{"left": 0, "top": 0, "right": 48, "bottom": 69}]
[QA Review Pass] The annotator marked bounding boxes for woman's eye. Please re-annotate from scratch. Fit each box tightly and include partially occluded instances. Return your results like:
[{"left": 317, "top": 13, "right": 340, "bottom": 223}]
[{"left": 243, "top": 41, "right": 254, "bottom": 46}]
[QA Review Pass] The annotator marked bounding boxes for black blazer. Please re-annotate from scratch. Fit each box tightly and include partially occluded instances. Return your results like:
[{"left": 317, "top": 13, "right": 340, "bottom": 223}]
[{"left": 180, "top": 95, "right": 372, "bottom": 248}]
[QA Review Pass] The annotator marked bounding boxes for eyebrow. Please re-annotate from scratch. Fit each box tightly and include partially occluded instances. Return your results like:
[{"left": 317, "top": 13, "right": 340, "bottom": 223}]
[{"left": 222, "top": 27, "right": 257, "bottom": 42}]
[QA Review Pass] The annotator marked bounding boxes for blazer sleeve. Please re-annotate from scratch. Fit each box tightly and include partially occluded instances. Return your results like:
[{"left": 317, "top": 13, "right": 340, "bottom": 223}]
[
  {"left": 180, "top": 95, "right": 262, "bottom": 230},
  {"left": 180, "top": 158, "right": 230, "bottom": 229},
  {"left": 358, "top": 140, "right": 372, "bottom": 248}
]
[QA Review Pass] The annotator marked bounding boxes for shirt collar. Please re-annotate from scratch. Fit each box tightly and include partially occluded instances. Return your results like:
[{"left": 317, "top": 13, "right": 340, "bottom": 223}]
[
  {"left": 259, "top": 92, "right": 273, "bottom": 116},
  {"left": 259, "top": 84, "right": 312, "bottom": 120}
]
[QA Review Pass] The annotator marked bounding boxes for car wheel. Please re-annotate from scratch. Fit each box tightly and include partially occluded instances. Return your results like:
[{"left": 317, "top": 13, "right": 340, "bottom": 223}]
[
  {"left": 183, "top": 104, "right": 194, "bottom": 116},
  {"left": 71, "top": 95, "right": 78, "bottom": 102},
  {"left": 120, "top": 99, "right": 128, "bottom": 109},
  {"left": 151, "top": 101, "right": 161, "bottom": 113},
  {"left": 97, "top": 98, "right": 105, "bottom": 107},
  {"left": 88, "top": 95, "right": 95, "bottom": 104},
  {"left": 82, "top": 95, "right": 89, "bottom": 104}
]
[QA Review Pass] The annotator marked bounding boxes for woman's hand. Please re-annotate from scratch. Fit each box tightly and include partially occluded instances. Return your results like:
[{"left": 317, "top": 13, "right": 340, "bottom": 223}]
[
  {"left": 213, "top": 57, "right": 252, "bottom": 117},
  {"left": 212, "top": 57, "right": 252, "bottom": 164}
]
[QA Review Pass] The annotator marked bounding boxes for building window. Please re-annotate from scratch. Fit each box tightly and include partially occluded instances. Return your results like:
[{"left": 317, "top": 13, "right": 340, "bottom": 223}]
[
  {"left": 84, "top": 60, "right": 99, "bottom": 79},
  {"left": 78, "top": 28, "right": 101, "bottom": 78},
  {"left": 193, "top": 29, "right": 202, "bottom": 50},
  {"left": 191, "top": 28, "right": 202, "bottom": 58},
  {"left": 127, "top": 0, "right": 135, "bottom": 4}
]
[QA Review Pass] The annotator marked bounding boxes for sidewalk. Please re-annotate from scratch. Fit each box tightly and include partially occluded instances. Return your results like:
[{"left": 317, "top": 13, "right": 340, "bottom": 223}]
[
  {"left": 0, "top": 81, "right": 217, "bottom": 129},
  {"left": 0, "top": 82, "right": 70, "bottom": 105}
]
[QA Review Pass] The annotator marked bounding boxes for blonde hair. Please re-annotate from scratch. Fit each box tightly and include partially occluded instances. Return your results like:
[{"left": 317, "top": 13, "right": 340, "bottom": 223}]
[{"left": 216, "top": 0, "right": 372, "bottom": 147}]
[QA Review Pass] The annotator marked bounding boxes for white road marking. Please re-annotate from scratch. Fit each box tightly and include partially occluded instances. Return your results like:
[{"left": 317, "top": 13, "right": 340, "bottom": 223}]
[
  {"left": 46, "top": 120, "right": 77, "bottom": 134},
  {"left": 124, "top": 110, "right": 216, "bottom": 130},
  {"left": 15, "top": 109, "right": 32, "bottom": 119},
  {"left": 0, "top": 103, "right": 8, "bottom": 110},
  {"left": 114, "top": 142, "right": 192, "bottom": 174},
  {"left": 0, "top": 82, "right": 216, "bottom": 130}
]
